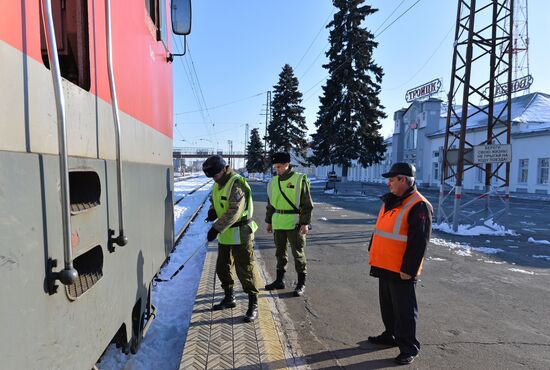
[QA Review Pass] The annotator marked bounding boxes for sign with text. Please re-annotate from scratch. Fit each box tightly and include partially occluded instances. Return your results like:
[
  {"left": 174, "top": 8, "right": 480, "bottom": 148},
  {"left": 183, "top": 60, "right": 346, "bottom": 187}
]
[
  {"left": 473, "top": 144, "right": 512, "bottom": 164},
  {"left": 405, "top": 79, "right": 442, "bottom": 103},
  {"left": 491, "top": 75, "right": 533, "bottom": 98}
]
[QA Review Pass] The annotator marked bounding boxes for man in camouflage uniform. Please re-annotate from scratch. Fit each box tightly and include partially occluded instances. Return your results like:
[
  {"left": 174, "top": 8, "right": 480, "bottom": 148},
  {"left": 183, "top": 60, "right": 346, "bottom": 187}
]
[
  {"left": 264, "top": 152, "right": 313, "bottom": 297},
  {"left": 203, "top": 155, "right": 261, "bottom": 322}
]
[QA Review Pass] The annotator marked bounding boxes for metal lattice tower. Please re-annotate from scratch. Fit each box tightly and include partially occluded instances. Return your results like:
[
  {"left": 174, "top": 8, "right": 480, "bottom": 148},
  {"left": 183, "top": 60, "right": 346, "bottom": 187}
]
[
  {"left": 437, "top": 0, "right": 513, "bottom": 231},
  {"left": 499, "top": 0, "right": 532, "bottom": 96}
]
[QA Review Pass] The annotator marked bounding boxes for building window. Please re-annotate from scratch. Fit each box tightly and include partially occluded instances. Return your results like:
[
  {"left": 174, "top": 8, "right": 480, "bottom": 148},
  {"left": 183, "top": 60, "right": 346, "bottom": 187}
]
[
  {"left": 432, "top": 162, "right": 439, "bottom": 182},
  {"left": 518, "top": 159, "right": 529, "bottom": 184},
  {"left": 537, "top": 158, "right": 549, "bottom": 185},
  {"left": 433, "top": 150, "right": 439, "bottom": 158},
  {"left": 40, "top": 0, "right": 90, "bottom": 90}
]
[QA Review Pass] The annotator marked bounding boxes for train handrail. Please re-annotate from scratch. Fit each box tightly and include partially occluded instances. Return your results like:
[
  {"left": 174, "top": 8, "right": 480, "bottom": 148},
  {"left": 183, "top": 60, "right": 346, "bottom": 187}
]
[
  {"left": 105, "top": 0, "right": 128, "bottom": 248},
  {"left": 40, "top": 0, "right": 78, "bottom": 286}
]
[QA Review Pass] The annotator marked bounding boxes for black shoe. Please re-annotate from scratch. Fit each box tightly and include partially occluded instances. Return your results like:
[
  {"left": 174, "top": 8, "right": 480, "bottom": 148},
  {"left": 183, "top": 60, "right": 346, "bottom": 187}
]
[
  {"left": 213, "top": 290, "right": 236, "bottom": 310},
  {"left": 244, "top": 294, "right": 258, "bottom": 322},
  {"left": 367, "top": 333, "right": 397, "bottom": 346},
  {"left": 265, "top": 270, "right": 285, "bottom": 290},
  {"left": 293, "top": 272, "right": 306, "bottom": 297},
  {"left": 394, "top": 353, "right": 417, "bottom": 365}
]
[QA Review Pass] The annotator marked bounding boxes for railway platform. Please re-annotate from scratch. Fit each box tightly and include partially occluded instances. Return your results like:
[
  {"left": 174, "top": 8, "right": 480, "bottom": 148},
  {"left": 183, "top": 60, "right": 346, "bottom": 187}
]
[{"left": 179, "top": 245, "right": 297, "bottom": 370}]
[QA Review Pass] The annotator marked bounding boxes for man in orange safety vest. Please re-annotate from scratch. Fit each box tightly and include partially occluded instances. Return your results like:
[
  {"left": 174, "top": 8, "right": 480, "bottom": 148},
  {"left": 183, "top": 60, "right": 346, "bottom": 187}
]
[{"left": 367, "top": 162, "right": 433, "bottom": 366}]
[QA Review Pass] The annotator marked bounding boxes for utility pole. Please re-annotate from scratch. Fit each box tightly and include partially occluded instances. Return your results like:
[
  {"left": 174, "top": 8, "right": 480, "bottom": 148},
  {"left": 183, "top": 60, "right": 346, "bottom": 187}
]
[
  {"left": 244, "top": 123, "right": 249, "bottom": 157},
  {"left": 227, "top": 140, "right": 233, "bottom": 166}
]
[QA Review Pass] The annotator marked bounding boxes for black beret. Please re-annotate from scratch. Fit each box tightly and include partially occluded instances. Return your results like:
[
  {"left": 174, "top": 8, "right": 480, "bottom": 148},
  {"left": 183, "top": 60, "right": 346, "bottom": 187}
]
[{"left": 271, "top": 152, "right": 291, "bottom": 164}]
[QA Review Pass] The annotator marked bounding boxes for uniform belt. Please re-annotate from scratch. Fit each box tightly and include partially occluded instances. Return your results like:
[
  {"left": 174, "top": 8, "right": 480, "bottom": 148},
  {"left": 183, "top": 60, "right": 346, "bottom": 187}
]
[
  {"left": 275, "top": 209, "right": 300, "bottom": 214},
  {"left": 231, "top": 218, "right": 252, "bottom": 228}
]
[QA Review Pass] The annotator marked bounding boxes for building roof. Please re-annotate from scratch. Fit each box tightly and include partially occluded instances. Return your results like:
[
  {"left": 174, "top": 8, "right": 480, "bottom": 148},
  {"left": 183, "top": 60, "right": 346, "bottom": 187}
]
[{"left": 430, "top": 92, "right": 550, "bottom": 136}]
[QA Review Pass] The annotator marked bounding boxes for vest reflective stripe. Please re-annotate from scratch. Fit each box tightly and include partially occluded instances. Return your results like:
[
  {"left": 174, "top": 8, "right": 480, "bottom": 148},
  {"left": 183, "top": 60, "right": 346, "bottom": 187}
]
[
  {"left": 369, "top": 191, "right": 431, "bottom": 274},
  {"left": 268, "top": 173, "right": 304, "bottom": 230},
  {"left": 212, "top": 174, "right": 257, "bottom": 245},
  {"left": 372, "top": 228, "right": 408, "bottom": 242}
]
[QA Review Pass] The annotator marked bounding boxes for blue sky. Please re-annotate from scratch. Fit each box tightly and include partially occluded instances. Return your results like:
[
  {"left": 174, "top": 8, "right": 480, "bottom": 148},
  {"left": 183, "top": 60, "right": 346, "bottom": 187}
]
[{"left": 172, "top": 0, "right": 549, "bottom": 154}]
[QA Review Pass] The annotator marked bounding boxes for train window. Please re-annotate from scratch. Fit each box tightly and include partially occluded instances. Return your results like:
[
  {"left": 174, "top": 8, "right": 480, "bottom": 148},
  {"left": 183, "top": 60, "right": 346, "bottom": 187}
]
[
  {"left": 69, "top": 171, "right": 101, "bottom": 213},
  {"left": 40, "top": 0, "right": 91, "bottom": 91},
  {"left": 145, "top": 0, "right": 167, "bottom": 44},
  {"left": 66, "top": 245, "right": 104, "bottom": 299}
]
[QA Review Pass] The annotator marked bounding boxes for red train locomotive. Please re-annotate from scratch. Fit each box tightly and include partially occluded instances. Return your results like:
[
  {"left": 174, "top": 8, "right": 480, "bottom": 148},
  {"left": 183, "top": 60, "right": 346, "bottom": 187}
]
[{"left": 0, "top": 0, "right": 191, "bottom": 368}]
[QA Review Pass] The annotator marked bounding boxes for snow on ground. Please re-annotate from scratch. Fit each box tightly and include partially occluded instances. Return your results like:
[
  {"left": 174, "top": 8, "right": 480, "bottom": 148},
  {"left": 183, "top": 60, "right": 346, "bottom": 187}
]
[
  {"left": 319, "top": 217, "right": 328, "bottom": 221},
  {"left": 532, "top": 255, "right": 550, "bottom": 261},
  {"left": 324, "top": 189, "right": 336, "bottom": 194},
  {"left": 433, "top": 218, "right": 517, "bottom": 236},
  {"left": 431, "top": 238, "right": 474, "bottom": 257},
  {"left": 509, "top": 268, "right": 536, "bottom": 275},
  {"left": 527, "top": 237, "right": 550, "bottom": 245},
  {"left": 471, "top": 247, "right": 504, "bottom": 254},
  {"left": 97, "top": 180, "right": 213, "bottom": 370},
  {"left": 426, "top": 257, "right": 446, "bottom": 261}
]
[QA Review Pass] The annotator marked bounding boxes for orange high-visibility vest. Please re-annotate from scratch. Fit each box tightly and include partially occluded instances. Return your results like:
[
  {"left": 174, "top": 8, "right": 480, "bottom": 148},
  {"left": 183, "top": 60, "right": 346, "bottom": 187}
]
[{"left": 369, "top": 191, "right": 431, "bottom": 274}]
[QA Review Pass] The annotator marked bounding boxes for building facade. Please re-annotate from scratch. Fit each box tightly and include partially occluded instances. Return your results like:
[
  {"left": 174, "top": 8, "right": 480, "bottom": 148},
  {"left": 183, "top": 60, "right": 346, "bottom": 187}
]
[{"left": 313, "top": 92, "right": 550, "bottom": 194}]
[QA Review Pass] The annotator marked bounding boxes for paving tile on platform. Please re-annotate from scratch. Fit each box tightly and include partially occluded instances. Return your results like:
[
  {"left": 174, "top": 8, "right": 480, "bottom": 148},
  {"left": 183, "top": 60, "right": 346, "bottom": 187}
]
[
  {"left": 179, "top": 353, "right": 208, "bottom": 370},
  {"left": 234, "top": 353, "right": 262, "bottom": 369},
  {"left": 207, "top": 340, "right": 233, "bottom": 354},
  {"left": 233, "top": 340, "right": 260, "bottom": 354},
  {"left": 206, "top": 354, "right": 234, "bottom": 370}
]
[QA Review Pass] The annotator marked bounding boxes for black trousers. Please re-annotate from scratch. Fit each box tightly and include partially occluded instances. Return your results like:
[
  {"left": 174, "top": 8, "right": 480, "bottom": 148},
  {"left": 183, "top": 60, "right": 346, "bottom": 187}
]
[{"left": 378, "top": 277, "right": 419, "bottom": 356}]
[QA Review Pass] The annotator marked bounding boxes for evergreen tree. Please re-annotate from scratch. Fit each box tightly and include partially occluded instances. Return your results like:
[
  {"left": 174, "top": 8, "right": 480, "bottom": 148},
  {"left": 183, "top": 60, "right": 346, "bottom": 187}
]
[
  {"left": 246, "top": 128, "right": 265, "bottom": 173},
  {"left": 310, "top": 0, "right": 386, "bottom": 178},
  {"left": 266, "top": 64, "right": 308, "bottom": 157}
]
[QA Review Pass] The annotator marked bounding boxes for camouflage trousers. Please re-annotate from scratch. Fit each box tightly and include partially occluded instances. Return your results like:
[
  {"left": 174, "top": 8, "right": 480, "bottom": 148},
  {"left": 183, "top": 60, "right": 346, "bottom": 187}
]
[
  {"left": 216, "top": 226, "right": 260, "bottom": 295},
  {"left": 273, "top": 228, "right": 307, "bottom": 274}
]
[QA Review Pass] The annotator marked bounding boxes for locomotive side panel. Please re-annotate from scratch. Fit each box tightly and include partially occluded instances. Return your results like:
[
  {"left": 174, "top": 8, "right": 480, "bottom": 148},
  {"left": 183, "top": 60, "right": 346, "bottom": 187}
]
[{"left": 0, "top": 0, "right": 178, "bottom": 367}]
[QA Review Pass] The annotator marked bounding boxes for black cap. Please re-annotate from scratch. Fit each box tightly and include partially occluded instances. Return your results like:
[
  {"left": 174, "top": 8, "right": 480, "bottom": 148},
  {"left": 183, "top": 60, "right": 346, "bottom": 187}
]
[
  {"left": 202, "top": 155, "right": 226, "bottom": 177},
  {"left": 382, "top": 162, "right": 416, "bottom": 178},
  {"left": 271, "top": 152, "right": 290, "bottom": 164}
]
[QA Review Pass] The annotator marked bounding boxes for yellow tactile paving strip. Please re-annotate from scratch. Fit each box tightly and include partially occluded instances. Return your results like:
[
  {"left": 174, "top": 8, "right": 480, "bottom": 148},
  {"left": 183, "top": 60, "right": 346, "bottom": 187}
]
[{"left": 180, "top": 246, "right": 290, "bottom": 370}]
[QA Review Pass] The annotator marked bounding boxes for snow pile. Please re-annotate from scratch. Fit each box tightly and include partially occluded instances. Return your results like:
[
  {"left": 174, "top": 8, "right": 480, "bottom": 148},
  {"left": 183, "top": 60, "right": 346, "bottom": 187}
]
[
  {"left": 509, "top": 268, "right": 536, "bottom": 275},
  {"left": 431, "top": 238, "right": 473, "bottom": 256},
  {"left": 433, "top": 218, "right": 517, "bottom": 236},
  {"left": 471, "top": 247, "right": 504, "bottom": 254},
  {"left": 532, "top": 255, "right": 550, "bottom": 261},
  {"left": 426, "top": 257, "right": 446, "bottom": 261},
  {"left": 527, "top": 237, "right": 550, "bottom": 245},
  {"left": 324, "top": 189, "right": 336, "bottom": 194},
  {"left": 319, "top": 217, "right": 328, "bottom": 221}
]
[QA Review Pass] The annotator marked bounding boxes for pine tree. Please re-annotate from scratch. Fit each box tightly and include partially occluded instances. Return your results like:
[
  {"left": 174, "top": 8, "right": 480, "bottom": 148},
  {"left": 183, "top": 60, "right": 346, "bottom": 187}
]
[
  {"left": 310, "top": 0, "right": 386, "bottom": 179},
  {"left": 266, "top": 64, "right": 308, "bottom": 157},
  {"left": 246, "top": 128, "right": 265, "bottom": 173}
]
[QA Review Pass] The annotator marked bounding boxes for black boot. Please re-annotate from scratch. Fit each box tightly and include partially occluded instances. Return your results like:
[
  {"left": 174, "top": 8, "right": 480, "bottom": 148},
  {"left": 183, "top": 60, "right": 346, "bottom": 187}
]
[
  {"left": 293, "top": 272, "right": 306, "bottom": 297},
  {"left": 213, "top": 289, "right": 236, "bottom": 310},
  {"left": 244, "top": 294, "right": 258, "bottom": 322},
  {"left": 264, "top": 270, "right": 285, "bottom": 290}
]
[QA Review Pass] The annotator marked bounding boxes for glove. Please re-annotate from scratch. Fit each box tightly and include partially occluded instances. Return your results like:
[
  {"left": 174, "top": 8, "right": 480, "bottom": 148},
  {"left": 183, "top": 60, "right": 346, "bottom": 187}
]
[
  {"left": 207, "top": 227, "right": 219, "bottom": 242},
  {"left": 205, "top": 208, "right": 217, "bottom": 222}
]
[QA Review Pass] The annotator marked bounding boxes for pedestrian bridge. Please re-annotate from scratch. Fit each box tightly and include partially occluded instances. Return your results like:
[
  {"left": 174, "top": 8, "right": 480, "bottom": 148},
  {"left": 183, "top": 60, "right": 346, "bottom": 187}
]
[{"left": 173, "top": 147, "right": 246, "bottom": 159}]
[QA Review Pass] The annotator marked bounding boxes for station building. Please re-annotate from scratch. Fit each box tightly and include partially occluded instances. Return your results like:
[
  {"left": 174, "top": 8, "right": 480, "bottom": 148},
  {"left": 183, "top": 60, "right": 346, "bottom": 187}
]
[{"left": 313, "top": 92, "right": 550, "bottom": 195}]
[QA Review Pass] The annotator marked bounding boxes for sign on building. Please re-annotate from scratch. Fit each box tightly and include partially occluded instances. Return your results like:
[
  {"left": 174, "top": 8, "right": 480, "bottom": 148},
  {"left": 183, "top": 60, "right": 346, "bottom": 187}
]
[
  {"left": 473, "top": 144, "right": 512, "bottom": 164},
  {"left": 494, "top": 75, "right": 533, "bottom": 98},
  {"left": 405, "top": 78, "right": 442, "bottom": 103}
]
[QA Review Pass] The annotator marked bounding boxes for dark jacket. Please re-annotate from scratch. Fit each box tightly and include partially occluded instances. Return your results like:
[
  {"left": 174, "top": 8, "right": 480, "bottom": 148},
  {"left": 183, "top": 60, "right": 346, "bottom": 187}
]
[
  {"left": 265, "top": 168, "right": 313, "bottom": 226},
  {"left": 369, "top": 185, "right": 433, "bottom": 280}
]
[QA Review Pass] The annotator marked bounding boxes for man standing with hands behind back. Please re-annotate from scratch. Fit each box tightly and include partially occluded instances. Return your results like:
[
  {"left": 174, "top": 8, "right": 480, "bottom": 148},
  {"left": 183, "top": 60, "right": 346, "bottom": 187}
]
[
  {"left": 368, "top": 162, "right": 432, "bottom": 365},
  {"left": 264, "top": 152, "right": 313, "bottom": 297}
]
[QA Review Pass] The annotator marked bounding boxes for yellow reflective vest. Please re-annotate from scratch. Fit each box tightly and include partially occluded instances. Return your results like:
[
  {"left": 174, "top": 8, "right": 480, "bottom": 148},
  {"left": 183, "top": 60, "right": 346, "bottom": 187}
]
[
  {"left": 212, "top": 173, "right": 257, "bottom": 244},
  {"left": 268, "top": 172, "right": 307, "bottom": 230}
]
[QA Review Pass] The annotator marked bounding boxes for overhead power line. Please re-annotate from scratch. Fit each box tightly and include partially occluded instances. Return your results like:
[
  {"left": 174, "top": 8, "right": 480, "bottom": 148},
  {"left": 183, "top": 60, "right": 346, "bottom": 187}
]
[{"left": 175, "top": 91, "right": 265, "bottom": 115}]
